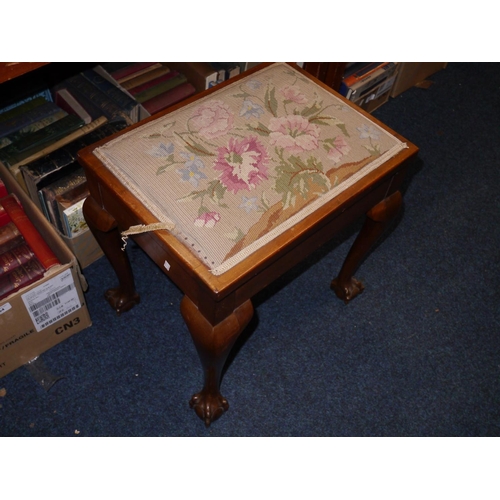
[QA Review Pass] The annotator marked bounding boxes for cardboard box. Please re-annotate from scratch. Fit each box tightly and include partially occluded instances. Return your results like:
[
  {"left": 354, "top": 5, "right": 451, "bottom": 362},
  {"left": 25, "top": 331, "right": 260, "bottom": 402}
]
[
  {"left": 61, "top": 226, "right": 103, "bottom": 270},
  {"left": 0, "top": 160, "right": 92, "bottom": 378},
  {"left": 390, "top": 62, "right": 447, "bottom": 97}
]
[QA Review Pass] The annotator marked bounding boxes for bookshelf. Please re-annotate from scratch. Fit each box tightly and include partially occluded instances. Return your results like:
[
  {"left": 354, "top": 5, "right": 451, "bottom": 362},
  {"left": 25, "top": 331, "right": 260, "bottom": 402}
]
[{"left": 0, "top": 63, "right": 49, "bottom": 84}]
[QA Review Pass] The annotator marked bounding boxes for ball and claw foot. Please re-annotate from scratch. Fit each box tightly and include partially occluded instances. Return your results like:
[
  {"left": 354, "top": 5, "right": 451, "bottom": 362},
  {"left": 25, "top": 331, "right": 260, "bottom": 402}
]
[
  {"left": 330, "top": 277, "right": 365, "bottom": 304},
  {"left": 190, "top": 390, "right": 229, "bottom": 427},
  {"left": 104, "top": 288, "right": 141, "bottom": 315}
]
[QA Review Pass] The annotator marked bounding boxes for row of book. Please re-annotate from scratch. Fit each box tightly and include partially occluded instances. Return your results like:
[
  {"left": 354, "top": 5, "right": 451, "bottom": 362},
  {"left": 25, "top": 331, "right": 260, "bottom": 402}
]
[
  {"left": 0, "top": 177, "right": 61, "bottom": 301},
  {"left": 0, "top": 62, "right": 245, "bottom": 249},
  {"left": 339, "top": 62, "right": 398, "bottom": 112},
  {"left": 101, "top": 62, "right": 197, "bottom": 115},
  {"left": 0, "top": 63, "right": 145, "bottom": 243}
]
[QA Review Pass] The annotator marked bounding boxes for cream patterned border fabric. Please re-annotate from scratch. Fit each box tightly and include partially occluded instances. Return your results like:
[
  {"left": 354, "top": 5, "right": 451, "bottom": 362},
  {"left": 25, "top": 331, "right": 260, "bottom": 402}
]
[{"left": 94, "top": 63, "right": 407, "bottom": 275}]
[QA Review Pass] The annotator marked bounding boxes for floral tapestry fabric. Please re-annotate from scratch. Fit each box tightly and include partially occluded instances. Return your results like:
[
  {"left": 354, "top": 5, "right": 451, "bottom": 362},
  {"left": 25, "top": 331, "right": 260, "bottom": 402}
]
[{"left": 94, "top": 63, "right": 407, "bottom": 275}]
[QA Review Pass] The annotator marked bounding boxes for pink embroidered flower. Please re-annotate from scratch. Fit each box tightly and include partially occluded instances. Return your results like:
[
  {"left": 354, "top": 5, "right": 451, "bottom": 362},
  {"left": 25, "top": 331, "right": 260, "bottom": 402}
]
[
  {"left": 190, "top": 100, "right": 234, "bottom": 139},
  {"left": 280, "top": 85, "right": 308, "bottom": 104},
  {"left": 327, "top": 135, "right": 351, "bottom": 163},
  {"left": 213, "top": 136, "right": 269, "bottom": 193},
  {"left": 268, "top": 115, "right": 320, "bottom": 153},
  {"left": 194, "top": 211, "right": 221, "bottom": 228}
]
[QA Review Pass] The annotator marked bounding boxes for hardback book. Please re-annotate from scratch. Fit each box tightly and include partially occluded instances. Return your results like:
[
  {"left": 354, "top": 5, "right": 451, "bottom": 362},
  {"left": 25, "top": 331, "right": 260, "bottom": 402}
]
[
  {"left": 8, "top": 116, "right": 108, "bottom": 188},
  {"left": 0, "top": 177, "right": 7, "bottom": 198},
  {"left": 19, "top": 118, "right": 127, "bottom": 208},
  {"left": 0, "top": 194, "right": 60, "bottom": 270},
  {"left": 0, "top": 114, "right": 85, "bottom": 168},
  {"left": 141, "top": 82, "right": 196, "bottom": 115},
  {"left": 345, "top": 63, "right": 397, "bottom": 101},
  {"left": 54, "top": 88, "right": 92, "bottom": 124},
  {"left": 120, "top": 64, "right": 172, "bottom": 91},
  {"left": 112, "top": 63, "right": 163, "bottom": 84},
  {"left": 128, "top": 71, "right": 187, "bottom": 103},
  {"left": 56, "top": 181, "right": 89, "bottom": 237},
  {"left": 0, "top": 90, "right": 52, "bottom": 116},
  {"left": 0, "top": 242, "right": 36, "bottom": 276},
  {"left": 0, "top": 99, "right": 64, "bottom": 139},
  {"left": 0, "top": 221, "right": 24, "bottom": 254},
  {"left": 341, "top": 62, "right": 385, "bottom": 89},
  {"left": 0, "top": 203, "right": 10, "bottom": 227},
  {"left": 0, "top": 96, "right": 47, "bottom": 125},
  {"left": 0, "top": 109, "right": 68, "bottom": 149},
  {"left": 222, "top": 63, "right": 241, "bottom": 80},
  {"left": 210, "top": 62, "right": 240, "bottom": 82},
  {"left": 209, "top": 63, "right": 227, "bottom": 85},
  {"left": 81, "top": 67, "right": 143, "bottom": 123},
  {"left": 90, "top": 65, "right": 149, "bottom": 122},
  {"left": 0, "top": 255, "right": 45, "bottom": 301},
  {"left": 38, "top": 166, "right": 87, "bottom": 233},
  {"left": 166, "top": 62, "right": 218, "bottom": 92},
  {"left": 54, "top": 73, "right": 133, "bottom": 125},
  {"left": 55, "top": 181, "right": 89, "bottom": 236}
]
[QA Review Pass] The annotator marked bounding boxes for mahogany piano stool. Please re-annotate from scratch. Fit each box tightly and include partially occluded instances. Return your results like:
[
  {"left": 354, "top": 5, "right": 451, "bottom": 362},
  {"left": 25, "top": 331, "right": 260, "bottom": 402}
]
[{"left": 78, "top": 63, "right": 418, "bottom": 426}]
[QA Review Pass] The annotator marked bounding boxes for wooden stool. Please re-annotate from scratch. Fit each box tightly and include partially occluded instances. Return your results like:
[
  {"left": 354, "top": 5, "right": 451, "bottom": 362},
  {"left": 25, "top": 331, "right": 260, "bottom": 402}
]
[{"left": 78, "top": 63, "right": 418, "bottom": 426}]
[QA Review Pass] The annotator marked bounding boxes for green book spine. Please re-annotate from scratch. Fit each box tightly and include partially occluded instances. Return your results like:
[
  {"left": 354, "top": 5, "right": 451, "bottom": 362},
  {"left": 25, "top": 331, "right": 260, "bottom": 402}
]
[
  {"left": 0, "top": 115, "right": 84, "bottom": 167},
  {"left": 0, "top": 101, "right": 63, "bottom": 139},
  {"left": 0, "top": 109, "right": 68, "bottom": 149}
]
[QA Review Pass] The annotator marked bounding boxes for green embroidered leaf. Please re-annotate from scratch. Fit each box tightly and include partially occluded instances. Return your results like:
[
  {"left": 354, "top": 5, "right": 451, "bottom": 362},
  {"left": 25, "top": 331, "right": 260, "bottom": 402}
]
[
  {"left": 156, "top": 154, "right": 175, "bottom": 175},
  {"left": 185, "top": 140, "right": 214, "bottom": 157},
  {"left": 274, "top": 155, "right": 330, "bottom": 207},
  {"left": 261, "top": 192, "right": 270, "bottom": 211},
  {"left": 177, "top": 191, "right": 204, "bottom": 203},
  {"left": 246, "top": 122, "right": 271, "bottom": 136},
  {"left": 301, "top": 102, "right": 322, "bottom": 117},
  {"left": 309, "top": 118, "right": 330, "bottom": 126},
  {"left": 175, "top": 132, "right": 215, "bottom": 156},
  {"left": 200, "top": 180, "right": 228, "bottom": 207},
  {"left": 265, "top": 86, "right": 278, "bottom": 116},
  {"left": 336, "top": 122, "right": 349, "bottom": 137},
  {"left": 198, "top": 204, "right": 210, "bottom": 216}
]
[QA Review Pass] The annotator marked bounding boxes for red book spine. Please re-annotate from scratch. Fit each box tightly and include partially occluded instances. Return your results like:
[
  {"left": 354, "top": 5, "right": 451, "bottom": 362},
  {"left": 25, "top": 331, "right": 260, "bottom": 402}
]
[
  {"left": 111, "top": 62, "right": 157, "bottom": 81},
  {"left": 0, "top": 178, "right": 8, "bottom": 198},
  {"left": 0, "top": 221, "right": 24, "bottom": 254},
  {"left": 0, "top": 243, "right": 36, "bottom": 276},
  {"left": 0, "top": 257, "right": 45, "bottom": 300},
  {"left": 0, "top": 194, "right": 60, "bottom": 270},
  {"left": 142, "top": 82, "right": 196, "bottom": 115},
  {"left": 0, "top": 203, "right": 12, "bottom": 227}
]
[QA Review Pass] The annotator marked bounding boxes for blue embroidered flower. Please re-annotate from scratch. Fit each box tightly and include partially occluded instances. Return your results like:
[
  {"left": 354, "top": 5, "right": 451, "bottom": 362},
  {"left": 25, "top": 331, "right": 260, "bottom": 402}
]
[
  {"left": 177, "top": 152, "right": 207, "bottom": 187},
  {"left": 239, "top": 196, "right": 259, "bottom": 213},
  {"left": 246, "top": 79, "right": 262, "bottom": 90},
  {"left": 148, "top": 142, "right": 174, "bottom": 157},
  {"left": 239, "top": 99, "right": 265, "bottom": 120},
  {"left": 180, "top": 151, "right": 205, "bottom": 170},
  {"left": 357, "top": 124, "right": 380, "bottom": 140}
]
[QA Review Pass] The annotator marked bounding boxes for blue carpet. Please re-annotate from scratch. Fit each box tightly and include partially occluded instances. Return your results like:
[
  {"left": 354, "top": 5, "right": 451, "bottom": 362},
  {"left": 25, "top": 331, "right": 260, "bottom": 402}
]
[{"left": 1, "top": 62, "right": 499, "bottom": 437}]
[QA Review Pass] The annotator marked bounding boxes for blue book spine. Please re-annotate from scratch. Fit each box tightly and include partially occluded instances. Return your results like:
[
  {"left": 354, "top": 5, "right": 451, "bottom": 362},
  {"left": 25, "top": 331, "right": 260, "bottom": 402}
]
[
  {"left": 81, "top": 68, "right": 138, "bottom": 114},
  {"left": 62, "top": 74, "right": 131, "bottom": 124}
]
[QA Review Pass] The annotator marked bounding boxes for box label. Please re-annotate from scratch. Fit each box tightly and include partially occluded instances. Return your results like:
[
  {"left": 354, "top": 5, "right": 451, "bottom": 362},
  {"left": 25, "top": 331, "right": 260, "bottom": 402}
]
[
  {"left": 0, "top": 303, "right": 13, "bottom": 315},
  {"left": 21, "top": 268, "right": 82, "bottom": 332}
]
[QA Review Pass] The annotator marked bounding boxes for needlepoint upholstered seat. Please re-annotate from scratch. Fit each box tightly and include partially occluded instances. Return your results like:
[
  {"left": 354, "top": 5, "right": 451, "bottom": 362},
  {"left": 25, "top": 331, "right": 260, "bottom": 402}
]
[{"left": 78, "top": 62, "right": 418, "bottom": 426}]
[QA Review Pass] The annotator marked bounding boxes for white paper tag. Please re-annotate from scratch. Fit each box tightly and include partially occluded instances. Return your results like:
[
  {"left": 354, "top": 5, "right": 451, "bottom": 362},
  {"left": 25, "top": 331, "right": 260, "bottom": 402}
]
[
  {"left": 0, "top": 303, "right": 12, "bottom": 315},
  {"left": 21, "top": 268, "right": 81, "bottom": 332}
]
